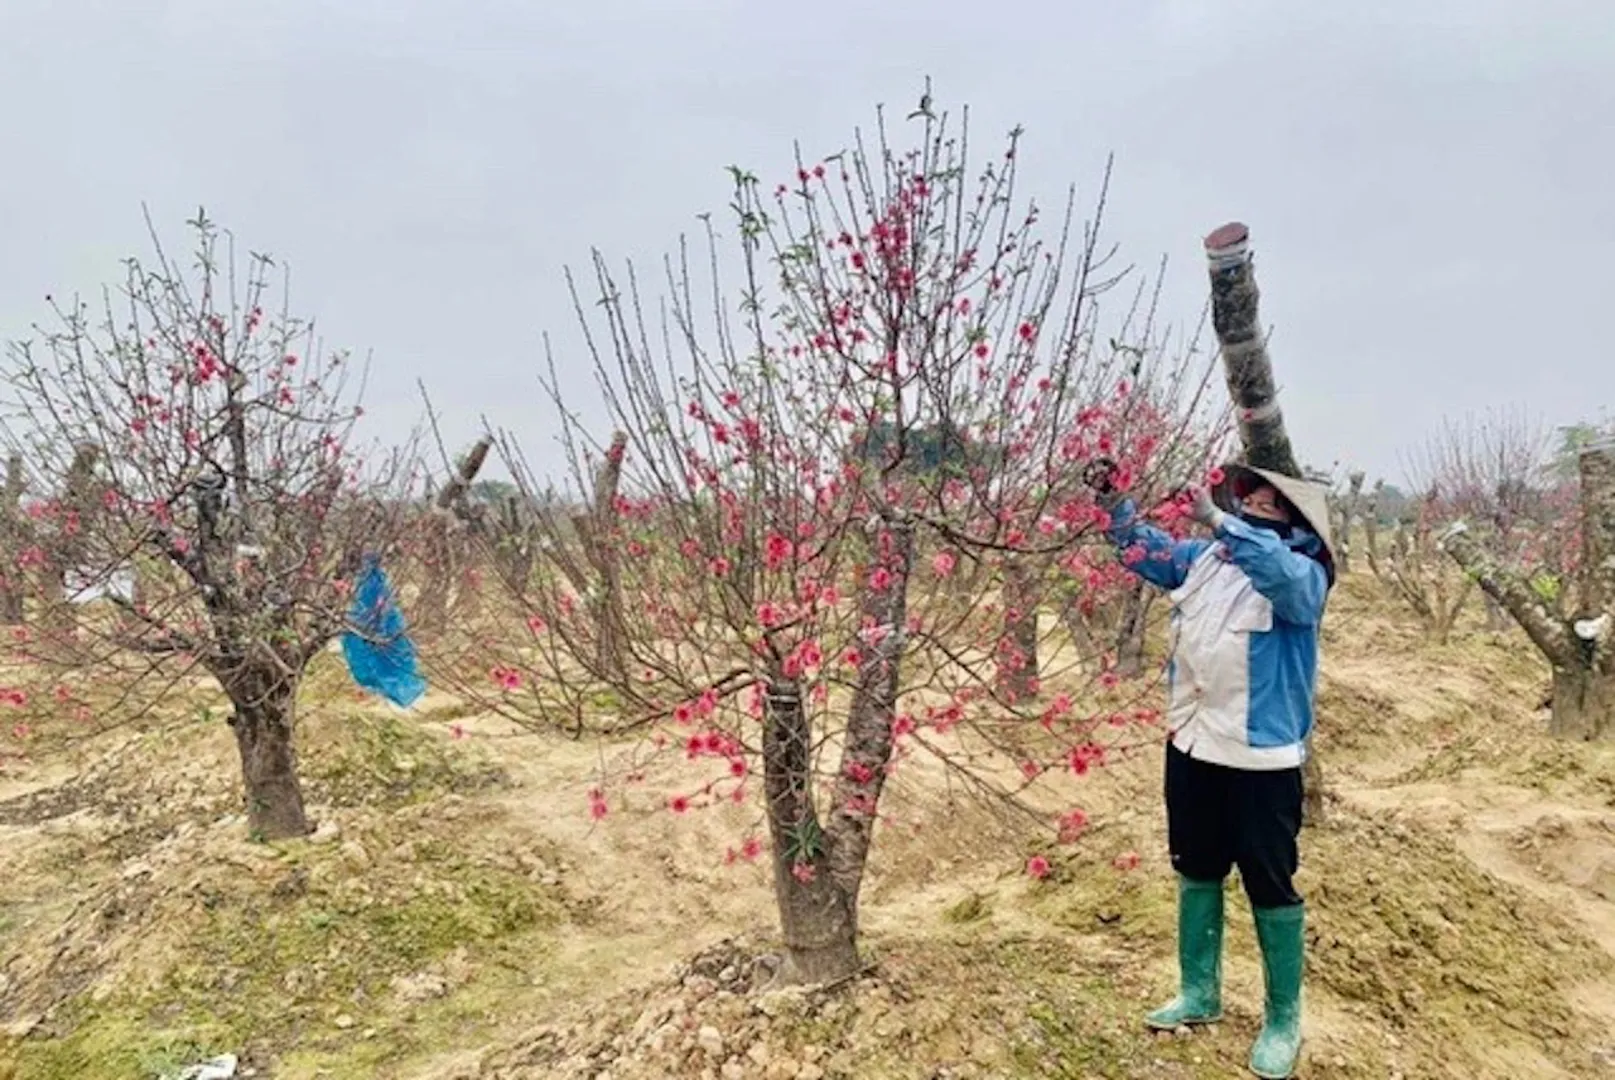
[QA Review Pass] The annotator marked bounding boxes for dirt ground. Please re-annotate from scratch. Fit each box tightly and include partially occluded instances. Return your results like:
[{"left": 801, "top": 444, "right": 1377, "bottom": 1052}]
[{"left": 3, "top": 573, "right": 1614, "bottom": 1079}]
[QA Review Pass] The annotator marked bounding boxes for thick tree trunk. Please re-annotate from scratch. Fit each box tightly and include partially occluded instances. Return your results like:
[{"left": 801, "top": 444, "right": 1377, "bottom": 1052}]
[
  {"left": 228, "top": 676, "right": 310, "bottom": 840},
  {"left": 762, "top": 680, "right": 860, "bottom": 985},
  {"left": 418, "top": 436, "right": 494, "bottom": 637},
  {"left": 998, "top": 557, "right": 1041, "bottom": 703},
  {"left": 1204, "top": 223, "right": 1300, "bottom": 478},
  {"left": 761, "top": 521, "right": 914, "bottom": 986},
  {"left": 1548, "top": 667, "right": 1615, "bottom": 741},
  {"left": 1205, "top": 223, "right": 1324, "bottom": 823}
]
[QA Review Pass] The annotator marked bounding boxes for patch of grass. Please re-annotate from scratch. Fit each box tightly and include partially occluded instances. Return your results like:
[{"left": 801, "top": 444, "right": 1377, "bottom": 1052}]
[
  {"left": 5, "top": 1005, "right": 237, "bottom": 1080},
  {"left": 941, "top": 890, "right": 992, "bottom": 925},
  {"left": 1026, "top": 858, "right": 1177, "bottom": 945},
  {"left": 301, "top": 709, "right": 506, "bottom": 809},
  {"left": 8, "top": 841, "right": 563, "bottom": 1079}
]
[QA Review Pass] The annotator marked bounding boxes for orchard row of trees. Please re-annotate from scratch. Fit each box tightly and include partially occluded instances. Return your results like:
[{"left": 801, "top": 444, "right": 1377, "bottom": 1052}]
[
  {"left": 1316, "top": 409, "right": 1613, "bottom": 736},
  {"left": 0, "top": 98, "right": 1610, "bottom": 985}
]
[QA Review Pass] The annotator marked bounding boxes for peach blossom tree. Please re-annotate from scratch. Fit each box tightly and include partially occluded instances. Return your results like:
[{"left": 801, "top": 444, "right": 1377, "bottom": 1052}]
[
  {"left": 450, "top": 100, "right": 1224, "bottom": 982},
  {"left": 0, "top": 213, "right": 417, "bottom": 837}
]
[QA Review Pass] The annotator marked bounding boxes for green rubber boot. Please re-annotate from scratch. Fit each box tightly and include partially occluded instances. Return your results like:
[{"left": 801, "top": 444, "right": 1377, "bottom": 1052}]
[
  {"left": 1249, "top": 903, "right": 1305, "bottom": 1078},
  {"left": 1144, "top": 875, "right": 1224, "bottom": 1029}
]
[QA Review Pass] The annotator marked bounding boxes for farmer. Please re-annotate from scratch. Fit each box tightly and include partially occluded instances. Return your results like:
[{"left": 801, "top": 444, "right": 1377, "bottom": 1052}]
[{"left": 1084, "top": 459, "right": 1334, "bottom": 1080}]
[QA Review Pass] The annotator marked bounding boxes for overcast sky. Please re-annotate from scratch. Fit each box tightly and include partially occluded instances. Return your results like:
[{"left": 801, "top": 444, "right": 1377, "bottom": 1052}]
[{"left": 1, "top": 0, "right": 1610, "bottom": 488}]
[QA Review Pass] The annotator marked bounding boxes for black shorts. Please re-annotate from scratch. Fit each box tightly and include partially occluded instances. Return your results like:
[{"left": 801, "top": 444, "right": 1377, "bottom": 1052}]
[{"left": 1164, "top": 741, "right": 1304, "bottom": 908}]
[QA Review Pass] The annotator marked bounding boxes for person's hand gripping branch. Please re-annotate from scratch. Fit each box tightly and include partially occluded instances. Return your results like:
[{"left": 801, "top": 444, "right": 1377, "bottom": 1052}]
[{"left": 1181, "top": 484, "right": 1226, "bottom": 533}]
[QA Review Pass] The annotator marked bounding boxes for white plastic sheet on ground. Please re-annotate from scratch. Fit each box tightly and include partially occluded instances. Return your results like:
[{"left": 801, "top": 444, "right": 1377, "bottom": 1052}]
[
  {"left": 165, "top": 1054, "right": 238, "bottom": 1080},
  {"left": 64, "top": 565, "right": 136, "bottom": 604}
]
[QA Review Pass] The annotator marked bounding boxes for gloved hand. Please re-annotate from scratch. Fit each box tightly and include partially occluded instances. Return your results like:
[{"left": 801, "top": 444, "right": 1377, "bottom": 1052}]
[
  {"left": 1083, "top": 457, "right": 1125, "bottom": 510},
  {"left": 1184, "top": 484, "right": 1226, "bottom": 531}
]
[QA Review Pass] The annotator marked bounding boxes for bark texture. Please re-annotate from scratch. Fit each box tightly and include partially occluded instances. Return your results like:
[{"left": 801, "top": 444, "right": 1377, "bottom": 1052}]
[
  {"left": 998, "top": 557, "right": 1041, "bottom": 702},
  {"left": 553, "top": 432, "right": 630, "bottom": 681},
  {"left": 761, "top": 519, "right": 915, "bottom": 986},
  {"left": 825, "top": 520, "right": 914, "bottom": 911},
  {"left": 762, "top": 681, "right": 860, "bottom": 985},
  {"left": 1204, "top": 222, "right": 1300, "bottom": 478},
  {"left": 227, "top": 672, "right": 310, "bottom": 840}
]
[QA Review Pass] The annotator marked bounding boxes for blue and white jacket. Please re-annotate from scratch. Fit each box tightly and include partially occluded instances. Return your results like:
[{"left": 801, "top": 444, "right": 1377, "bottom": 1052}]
[{"left": 1106, "top": 500, "right": 1330, "bottom": 771}]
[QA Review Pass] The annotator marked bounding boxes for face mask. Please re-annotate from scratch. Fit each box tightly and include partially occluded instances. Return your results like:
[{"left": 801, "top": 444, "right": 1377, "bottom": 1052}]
[{"left": 1238, "top": 511, "right": 1294, "bottom": 540}]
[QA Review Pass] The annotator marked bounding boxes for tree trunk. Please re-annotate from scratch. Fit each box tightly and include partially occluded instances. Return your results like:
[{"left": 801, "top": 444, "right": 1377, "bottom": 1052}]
[
  {"left": 1204, "top": 223, "right": 1300, "bottom": 478},
  {"left": 826, "top": 520, "right": 914, "bottom": 911},
  {"left": 414, "top": 513, "right": 453, "bottom": 636},
  {"left": 1328, "top": 472, "right": 1364, "bottom": 577},
  {"left": 1113, "top": 580, "right": 1151, "bottom": 679},
  {"left": 573, "top": 432, "right": 630, "bottom": 682},
  {"left": 760, "top": 520, "right": 915, "bottom": 987},
  {"left": 228, "top": 676, "right": 310, "bottom": 840},
  {"left": 1301, "top": 757, "right": 1327, "bottom": 824},
  {"left": 762, "top": 679, "right": 860, "bottom": 985},
  {"left": 1548, "top": 667, "right": 1615, "bottom": 741},
  {"left": 998, "top": 557, "right": 1040, "bottom": 703},
  {"left": 1439, "top": 437, "right": 1615, "bottom": 742},
  {"left": 1583, "top": 438, "right": 1615, "bottom": 616},
  {"left": 1205, "top": 223, "right": 1323, "bottom": 823},
  {"left": 0, "top": 454, "right": 25, "bottom": 625},
  {"left": 1438, "top": 524, "right": 1578, "bottom": 668}
]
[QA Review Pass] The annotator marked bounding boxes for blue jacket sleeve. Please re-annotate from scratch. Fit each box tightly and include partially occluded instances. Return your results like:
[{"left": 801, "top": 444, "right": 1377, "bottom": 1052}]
[
  {"left": 1104, "top": 499, "right": 1211, "bottom": 592},
  {"left": 1215, "top": 516, "right": 1329, "bottom": 626}
]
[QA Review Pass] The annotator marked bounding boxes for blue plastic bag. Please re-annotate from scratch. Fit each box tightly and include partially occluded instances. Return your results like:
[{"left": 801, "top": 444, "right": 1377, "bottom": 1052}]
[{"left": 341, "top": 555, "right": 427, "bottom": 708}]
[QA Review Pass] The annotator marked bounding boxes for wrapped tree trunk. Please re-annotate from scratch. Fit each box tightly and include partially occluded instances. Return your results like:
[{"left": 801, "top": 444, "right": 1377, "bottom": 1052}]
[
  {"left": 1205, "top": 224, "right": 1300, "bottom": 478},
  {"left": 1442, "top": 440, "right": 1615, "bottom": 739},
  {"left": 1205, "top": 223, "right": 1325, "bottom": 824}
]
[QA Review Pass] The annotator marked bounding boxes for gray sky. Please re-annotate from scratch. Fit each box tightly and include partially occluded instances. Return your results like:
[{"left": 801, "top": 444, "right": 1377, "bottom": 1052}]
[{"left": 2, "top": 0, "right": 1610, "bottom": 489}]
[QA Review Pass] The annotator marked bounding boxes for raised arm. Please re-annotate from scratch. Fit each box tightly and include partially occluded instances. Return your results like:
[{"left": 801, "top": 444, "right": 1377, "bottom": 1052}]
[
  {"left": 1105, "top": 498, "right": 1211, "bottom": 592},
  {"left": 1213, "top": 514, "right": 1328, "bottom": 626},
  {"left": 1081, "top": 459, "right": 1209, "bottom": 592}
]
